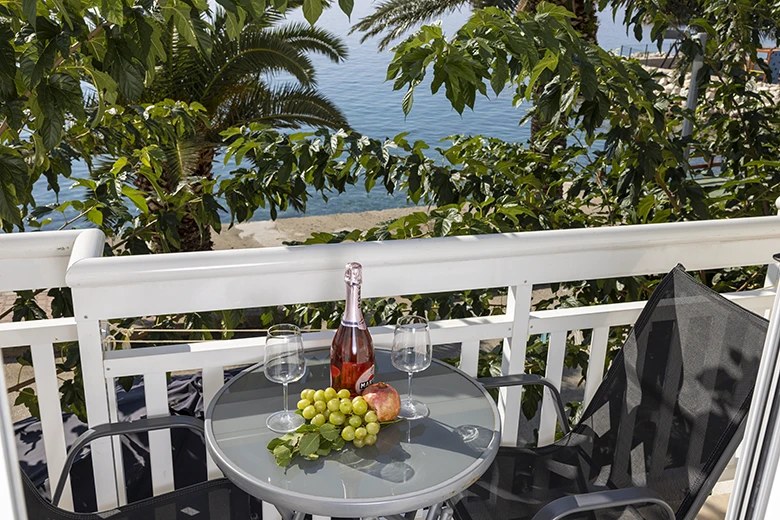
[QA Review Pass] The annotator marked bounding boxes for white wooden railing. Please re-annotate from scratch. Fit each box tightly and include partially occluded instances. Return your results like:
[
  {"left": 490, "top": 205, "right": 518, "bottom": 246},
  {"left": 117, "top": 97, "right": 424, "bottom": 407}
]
[
  {"left": 0, "top": 229, "right": 102, "bottom": 512},
  {"left": 3, "top": 216, "right": 780, "bottom": 515}
]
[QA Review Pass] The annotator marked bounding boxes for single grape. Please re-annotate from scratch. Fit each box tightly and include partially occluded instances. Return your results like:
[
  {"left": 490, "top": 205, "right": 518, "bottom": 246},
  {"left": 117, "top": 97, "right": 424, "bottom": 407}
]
[
  {"left": 327, "top": 398, "right": 341, "bottom": 412},
  {"left": 337, "top": 389, "right": 351, "bottom": 399},
  {"left": 314, "top": 400, "right": 327, "bottom": 413},
  {"left": 366, "top": 422, "right": 380, "bottom": 435},
  {"left": 324, "top": 387, "right": 338, "bottom": 400},
  {"left": 339, "top": 400, "right": 353, "bottom": 414},
  {"left": 313, "top": 389, "right": 326, "bottom": 402},
  {"left": 354, "top": 427, "right": 367, "bottom": 440},
  {"left": 348, "top": 415, "right": 362, "bottom": 428},
  {"left": 352, "top": 438, "right": 366, "bottom": 448},
  {"left": 300, "top": 390, "right": 310, "bottom": 400},
  {"left": 364, "top": 434, "right": 377, "bottom": 446},
  {"left": 329, "top": 411, "right": 346, "bottom": 425},
  {"left": 302, "top": 405, "right": 317, "bottom": 420},
  {"left": 323, "top": 409, "right": 331, "bottom": 419},
  {"left": 365, "top": 411, "right": 378, "bottom": 423},
  {"left": 297, "top": 399, "right": 311, "bottom": 411},
  {"left": 341, "top": 425, "right": 356, "bottom": 441},
  {"left": 351, "top": 397, "right": 368, "bottom": 415},
  {"left": 305, "top": 389, "right": 316, "bottom": 401},
  {"left": 312, "top": 414, "right": 326, "bottom": 427}
]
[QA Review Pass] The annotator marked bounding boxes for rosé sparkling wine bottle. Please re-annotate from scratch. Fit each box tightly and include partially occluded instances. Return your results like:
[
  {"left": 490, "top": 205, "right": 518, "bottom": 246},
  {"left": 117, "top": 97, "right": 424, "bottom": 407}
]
[{"left": 330, "top": 262, "right": 375, "bottom": 396}]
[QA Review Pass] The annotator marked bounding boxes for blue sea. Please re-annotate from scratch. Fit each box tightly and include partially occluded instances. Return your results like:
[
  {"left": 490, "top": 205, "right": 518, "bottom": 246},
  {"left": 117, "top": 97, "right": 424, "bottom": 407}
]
[{"left": 34, "top": 5, "right": 659, "bottom": 227}]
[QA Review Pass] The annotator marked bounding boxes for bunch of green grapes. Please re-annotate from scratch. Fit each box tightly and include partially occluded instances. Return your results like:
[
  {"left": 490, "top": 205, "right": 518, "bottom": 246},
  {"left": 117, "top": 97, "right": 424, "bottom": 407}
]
[{"left": 298, "top": 387, "right": 381, "bottom": 448}]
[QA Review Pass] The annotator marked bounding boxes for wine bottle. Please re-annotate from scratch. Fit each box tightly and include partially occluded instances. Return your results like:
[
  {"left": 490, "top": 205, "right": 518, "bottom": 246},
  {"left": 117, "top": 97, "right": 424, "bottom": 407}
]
[{"left": 330, "top": 262, "right": 375, "bottom": 396}]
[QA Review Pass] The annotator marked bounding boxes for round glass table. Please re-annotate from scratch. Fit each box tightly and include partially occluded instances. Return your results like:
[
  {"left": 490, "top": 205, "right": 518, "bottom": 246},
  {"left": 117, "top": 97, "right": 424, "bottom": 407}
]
[{"left": 205, "top": 348, "right": 501, "bottom": 518}]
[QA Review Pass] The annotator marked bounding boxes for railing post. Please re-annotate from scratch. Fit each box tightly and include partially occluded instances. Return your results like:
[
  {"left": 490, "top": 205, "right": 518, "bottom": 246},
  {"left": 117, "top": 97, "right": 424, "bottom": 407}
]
[
  {"left": 763, "top": 197, "right": 780, "bottom": 291},
  {"left": 74, "top": 318, "right": 120, "bottom": 509},
  {"left": 66, "top": 231, "right": 120, "bottom": 510},
  {"left": 499, "top": 284, "right": 533, "bottom": 446}
]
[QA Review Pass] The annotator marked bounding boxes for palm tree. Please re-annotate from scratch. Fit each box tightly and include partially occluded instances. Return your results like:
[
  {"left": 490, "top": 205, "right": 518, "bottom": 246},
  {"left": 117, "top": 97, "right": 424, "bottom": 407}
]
[
  {"left": 352, "top": 0, "right": 597, "bottom": 50},
  {"left": 137, "top": 8, "right": 349, "bottom": 252}
]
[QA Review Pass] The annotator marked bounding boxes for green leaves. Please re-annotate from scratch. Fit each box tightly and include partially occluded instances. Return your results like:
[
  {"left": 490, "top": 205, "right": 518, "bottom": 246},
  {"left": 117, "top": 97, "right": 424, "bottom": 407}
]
[
  {"left": 319, "top": 423, "right": 340, "bottom": 441},
  {"left": 298, "top": 432, "right": 320, "bottom": 455},
  {"left": 0, "top": 150, "right": 30, "bottom": 227},
  {"left": 303, "top": 0, "right": 323, "bottom": 26},
  {"left": 266, "top": 422, "right": 345, "bottom": 467},
  {"left": 338, "top": 0, "right": 354, "bottom": 19},
  {"left": 22, "top": 0, "right": 37, "bottom": 29}
]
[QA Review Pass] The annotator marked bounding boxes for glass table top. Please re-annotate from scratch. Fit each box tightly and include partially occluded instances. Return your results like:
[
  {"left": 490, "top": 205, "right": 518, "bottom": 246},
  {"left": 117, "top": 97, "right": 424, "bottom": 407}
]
[{"left": 205, "top": 348, "right": 501, "bottom": 517}]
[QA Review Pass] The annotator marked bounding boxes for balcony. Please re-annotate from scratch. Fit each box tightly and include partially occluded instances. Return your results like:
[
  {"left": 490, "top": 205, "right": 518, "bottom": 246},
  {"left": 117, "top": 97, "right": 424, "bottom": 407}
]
[{"left": 2, "top": 216, "right": 780, "bottom": 519}]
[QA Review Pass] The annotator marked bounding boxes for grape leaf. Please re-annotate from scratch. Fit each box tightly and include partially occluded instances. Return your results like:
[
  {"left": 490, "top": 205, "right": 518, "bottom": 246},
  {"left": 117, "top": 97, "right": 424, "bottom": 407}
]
[
  {"left": 273, "top": 444, "right": 292, "bottom": 467},
  {"left": 299, "top": 433, "right": 320, "bottom": 456},
  {"left": 317, "top": 445, "right": 332, "bottom": 456},
  {"left": 267, "top": 438, "right": 286, "bottom": 451},
  {"left": 319, "top": 424, "right": 340, "bottom": 442},
  {"left": 332, "top": 437, "right": 345, "bottom": 450},
  {"left": 296, "top": 423, "right": 319, "bottom": 433}
]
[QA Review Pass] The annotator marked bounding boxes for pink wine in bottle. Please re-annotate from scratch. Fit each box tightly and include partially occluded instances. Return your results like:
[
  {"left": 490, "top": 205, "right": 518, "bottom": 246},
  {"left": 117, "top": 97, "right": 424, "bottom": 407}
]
[{"left": 330, "top": 262, "right": 375, "bottom": 396}]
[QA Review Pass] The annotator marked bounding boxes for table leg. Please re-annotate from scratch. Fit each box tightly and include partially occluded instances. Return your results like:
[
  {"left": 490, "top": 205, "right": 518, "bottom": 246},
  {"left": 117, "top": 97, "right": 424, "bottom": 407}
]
[
  {"left": 275, "top": 505, "right": 307, "bottom": 520},
  {"left": 425, "top": 503, "right": 444, "bottom": 520}
]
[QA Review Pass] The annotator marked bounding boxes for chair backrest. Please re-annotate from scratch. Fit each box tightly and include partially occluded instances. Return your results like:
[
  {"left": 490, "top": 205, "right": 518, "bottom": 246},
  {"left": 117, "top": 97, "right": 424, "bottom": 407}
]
[{"left": 574, "top": 266, "right": 768, "bottom": 519}]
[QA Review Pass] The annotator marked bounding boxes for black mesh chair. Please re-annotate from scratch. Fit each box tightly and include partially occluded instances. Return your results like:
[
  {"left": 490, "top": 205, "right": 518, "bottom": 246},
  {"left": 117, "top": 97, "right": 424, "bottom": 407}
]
[
  {"left": 455, "top": 266, "right": 768, "bottom": 520},
  {"left": 22, "top": 416, "right": 262, "bottom": 520}
]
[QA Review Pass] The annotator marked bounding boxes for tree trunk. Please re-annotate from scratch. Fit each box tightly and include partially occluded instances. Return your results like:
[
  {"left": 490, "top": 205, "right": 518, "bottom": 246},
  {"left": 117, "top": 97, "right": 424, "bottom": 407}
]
[
  {"left": 178, "top": 147, "right": 215, "bottom": 252},
  {"left": 134, "top": 147, "right": 215, "bottom": 253}
]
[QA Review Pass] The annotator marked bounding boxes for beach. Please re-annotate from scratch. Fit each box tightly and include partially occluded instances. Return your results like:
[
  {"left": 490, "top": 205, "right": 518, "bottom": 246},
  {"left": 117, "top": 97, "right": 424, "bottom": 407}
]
[{"left": 212, "top": 206, "right": 426, "bottom": 249}]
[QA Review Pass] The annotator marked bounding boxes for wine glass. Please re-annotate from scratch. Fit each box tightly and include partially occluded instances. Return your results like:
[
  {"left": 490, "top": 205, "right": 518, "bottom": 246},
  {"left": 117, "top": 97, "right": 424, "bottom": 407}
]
[
  {"left": 264, "top": 324, "right": 307, "bottom": 433},
  {"left": 392, "top": 315, "right": 433, "bottom": 420}
]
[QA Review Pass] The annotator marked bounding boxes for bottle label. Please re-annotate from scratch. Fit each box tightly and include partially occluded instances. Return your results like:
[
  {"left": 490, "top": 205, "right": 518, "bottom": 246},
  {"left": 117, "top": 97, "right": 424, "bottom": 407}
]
[
  {"left": 355, "top": 365, "right": 375, "bottom": 394},
  {"left": 341, "top": 317, "right": 367, "bottom": 330}
]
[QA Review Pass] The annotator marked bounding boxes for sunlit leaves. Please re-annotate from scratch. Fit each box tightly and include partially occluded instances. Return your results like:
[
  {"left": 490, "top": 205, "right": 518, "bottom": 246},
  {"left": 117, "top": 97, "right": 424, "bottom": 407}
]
[{"left": 303, "top": 0, "right": 323, "bottom": 26}]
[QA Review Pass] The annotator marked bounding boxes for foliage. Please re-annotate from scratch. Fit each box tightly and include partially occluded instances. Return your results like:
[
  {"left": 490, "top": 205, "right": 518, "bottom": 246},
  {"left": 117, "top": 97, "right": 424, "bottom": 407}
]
[
  {"left": 0, "top": 0, "right": 352, "bottom": 232},
  {"left": 143, "top": 9, "right": 349, "bottom": 137}
]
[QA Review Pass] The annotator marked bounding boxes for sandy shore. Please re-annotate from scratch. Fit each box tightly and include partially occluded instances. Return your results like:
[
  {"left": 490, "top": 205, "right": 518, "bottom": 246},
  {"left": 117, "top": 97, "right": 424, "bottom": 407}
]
[{"left": 212, "top": 206, "right": 426, "bottom": 250}]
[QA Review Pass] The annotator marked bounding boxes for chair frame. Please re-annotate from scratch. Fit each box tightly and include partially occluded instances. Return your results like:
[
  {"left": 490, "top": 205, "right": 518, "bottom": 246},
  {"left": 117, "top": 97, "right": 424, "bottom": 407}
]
[
  {"left": 475, "top": 368, "right": 749, "bottom": 520},
  {"left": 48, "top": 416, "right": 206, "bottom": 509}
]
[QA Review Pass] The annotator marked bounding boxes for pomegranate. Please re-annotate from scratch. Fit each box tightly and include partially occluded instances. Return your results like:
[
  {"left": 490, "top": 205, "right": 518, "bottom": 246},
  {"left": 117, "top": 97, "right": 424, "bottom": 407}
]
[{"left": 362, "top": 382, "right": 401, "bottom": 421}]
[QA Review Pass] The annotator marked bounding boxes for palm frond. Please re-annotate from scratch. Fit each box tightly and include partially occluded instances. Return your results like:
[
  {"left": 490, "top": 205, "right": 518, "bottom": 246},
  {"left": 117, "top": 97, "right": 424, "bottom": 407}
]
[
  {"left": 266, "top": 22, "right": 348, "bottom": 62},
  {"left": 160, "top": 137, "right": 206, "bottom": 186},
  {"left": 215, "top": 83, "right": 349, "bottom": 131},
  {"left": 203, "top": 28, "right": 317, "bottom": 105},
  {"left": 350, "top": 0, "right": 471, "bottom": 50}
]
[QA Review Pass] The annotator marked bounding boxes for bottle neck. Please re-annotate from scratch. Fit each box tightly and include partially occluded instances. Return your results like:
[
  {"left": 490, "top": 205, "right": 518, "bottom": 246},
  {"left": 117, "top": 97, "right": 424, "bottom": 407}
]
[{"left": 342, "top": 283, "right": 366, "bottom": 330}]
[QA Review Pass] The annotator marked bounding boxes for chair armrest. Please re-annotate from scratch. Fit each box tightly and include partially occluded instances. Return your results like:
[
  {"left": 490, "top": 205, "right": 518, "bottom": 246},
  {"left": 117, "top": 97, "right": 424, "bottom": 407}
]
[
  {"left": 530, "top": 487, "right": 676, "bottom": 520},
  {"left": 478, "top": 374, "right": 570, "bottom": 435},
  {"left": 52, "top": 416, "right": 204, "bottom": 507}
]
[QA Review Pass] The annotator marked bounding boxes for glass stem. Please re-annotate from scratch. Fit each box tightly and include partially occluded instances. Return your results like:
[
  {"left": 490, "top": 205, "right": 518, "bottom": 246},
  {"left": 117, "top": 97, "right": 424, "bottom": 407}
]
[
  {"left": 408, "top": 372, "right": 414, "bottom": 403},
  {"left": 283, "top": 382, "right": 289, "bottom": 413}
]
